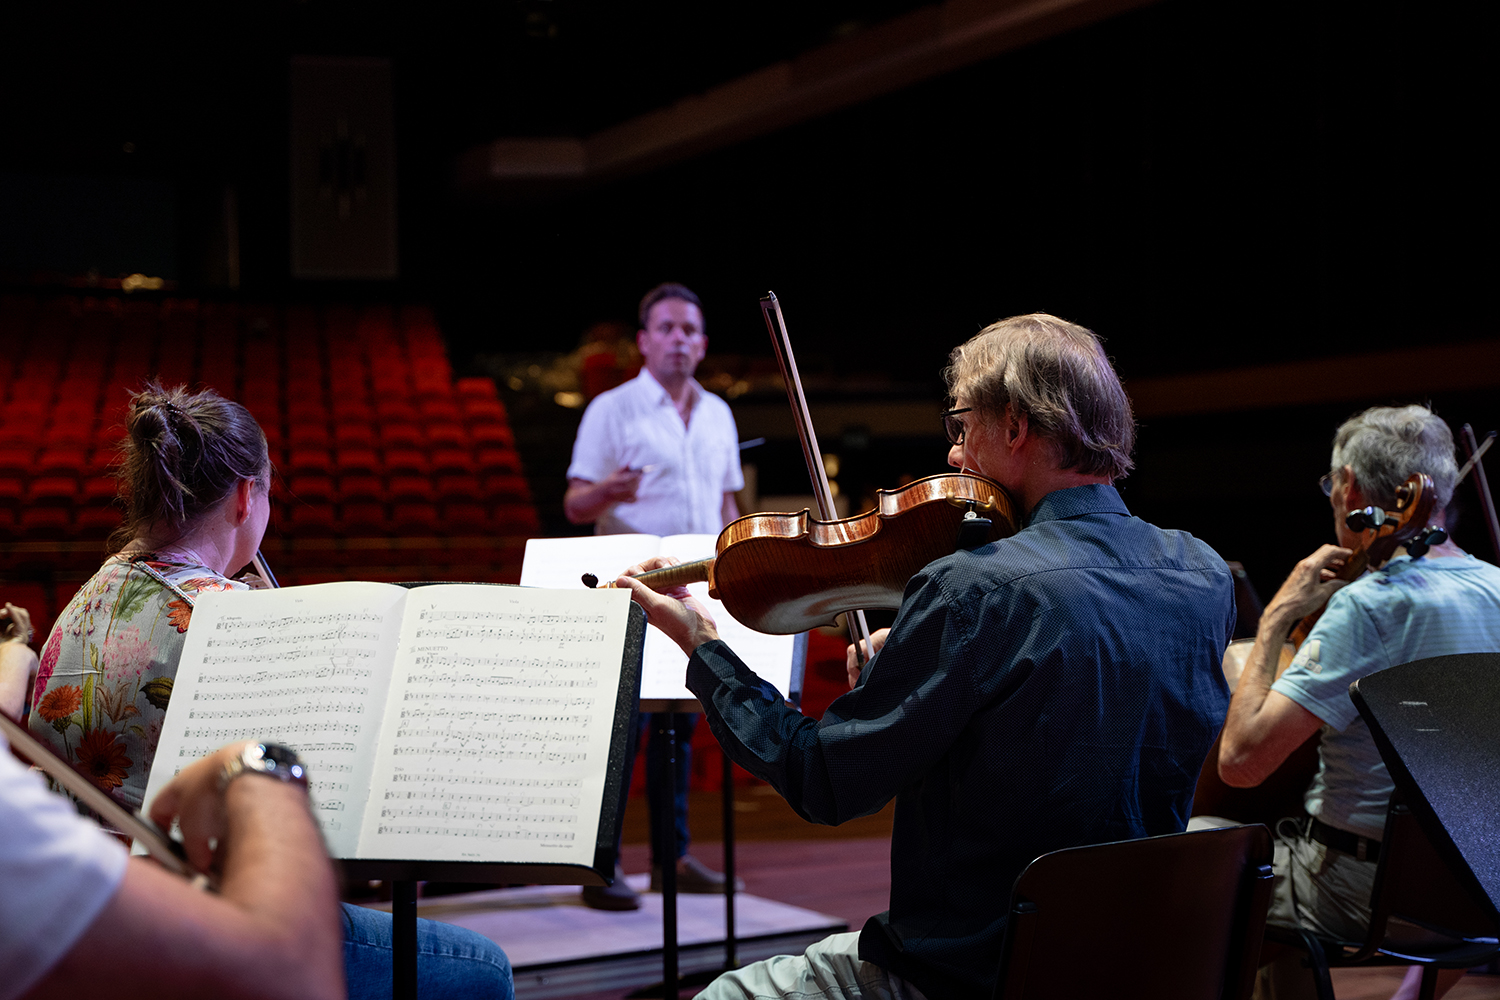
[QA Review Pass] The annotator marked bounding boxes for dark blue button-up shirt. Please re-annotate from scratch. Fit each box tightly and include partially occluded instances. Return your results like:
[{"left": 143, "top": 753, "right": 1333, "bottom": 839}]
[{"left": 687, "top": 484, "right": 1234, "bottom": 997}]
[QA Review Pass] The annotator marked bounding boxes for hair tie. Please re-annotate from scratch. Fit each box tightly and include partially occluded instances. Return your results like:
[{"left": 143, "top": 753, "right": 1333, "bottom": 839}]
[{"left": 162, "top": 401, "right": 179, "bottom": 414}]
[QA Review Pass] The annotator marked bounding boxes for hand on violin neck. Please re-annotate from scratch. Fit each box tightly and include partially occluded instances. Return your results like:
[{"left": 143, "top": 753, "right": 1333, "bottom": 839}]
[
  {"left": 617, "top": 557, "right": 720, "bottom": 655},
  {"left": 1262, "top": 544, "right": 1353, "bottom": 635}
]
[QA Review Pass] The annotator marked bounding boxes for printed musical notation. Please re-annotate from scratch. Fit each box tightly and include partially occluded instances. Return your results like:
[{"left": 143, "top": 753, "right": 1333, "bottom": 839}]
[
  {"left": 195, "top": 684, "right": 370, "bottom": 701},
  {"left": 418, "top": 609, "right": 608, "bottom": 625},
  {"left": 412, "top": 625, "right": 606, "bottom": 644},
  {"left": 189, "top": 702, "right": 364, "bottom": 720},
  {"left": 202, "top": 646, "right": 377, "bottom": 666},
  {"left": 375, "top": 825, "right": 575, "bottom": 841},
  {"left": 214, "top": 611, "right": 387, "bottom": 632}
]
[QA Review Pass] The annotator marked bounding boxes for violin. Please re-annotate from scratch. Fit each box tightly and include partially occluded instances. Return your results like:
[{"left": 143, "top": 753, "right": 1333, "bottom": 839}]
[
  {"left": 589, "top": 472, "right": 1016, "bottom": 634},
  {"left": 1195, "top": 472, "right": 1445, "bottom": 823}
]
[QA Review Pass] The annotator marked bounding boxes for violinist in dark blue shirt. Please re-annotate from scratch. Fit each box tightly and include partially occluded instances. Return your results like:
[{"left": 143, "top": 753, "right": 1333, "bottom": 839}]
[{"left": 621, "top": 313, "right": 1235, "bottom": 1000}]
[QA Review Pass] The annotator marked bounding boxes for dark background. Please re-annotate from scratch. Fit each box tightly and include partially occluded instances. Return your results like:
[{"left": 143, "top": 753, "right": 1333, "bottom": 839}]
[{"left": 2, "top": 0, "right": 1495, "bottom": 600}]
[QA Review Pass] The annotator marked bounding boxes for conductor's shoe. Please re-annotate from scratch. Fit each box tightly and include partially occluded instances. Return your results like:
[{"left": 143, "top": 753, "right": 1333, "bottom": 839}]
[
  {"left": 650, "top": 854, "right": 746, "bottom": 893},
  {"left": 581, "top": 866, "right": 640, "bottom": 911}
]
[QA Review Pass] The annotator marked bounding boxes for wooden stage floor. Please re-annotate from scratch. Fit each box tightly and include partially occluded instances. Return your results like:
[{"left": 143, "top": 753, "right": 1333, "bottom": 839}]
[{"left": 388, "top": 788, "right": 1500, "bottom": 1000}]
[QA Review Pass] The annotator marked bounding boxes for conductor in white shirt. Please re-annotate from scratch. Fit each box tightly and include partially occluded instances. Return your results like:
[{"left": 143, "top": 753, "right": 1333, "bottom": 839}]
[{"left": 564, "top": 282, "right": 744, "bottom": 910}]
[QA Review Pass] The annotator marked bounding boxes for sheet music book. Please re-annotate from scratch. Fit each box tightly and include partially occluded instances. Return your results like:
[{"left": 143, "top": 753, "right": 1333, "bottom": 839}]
[
  {"left": 520, "top": 534, "right": 803, "bottom": 702},
  {"left": 140, "top": 582, "right": 644, "bottom": 881}
]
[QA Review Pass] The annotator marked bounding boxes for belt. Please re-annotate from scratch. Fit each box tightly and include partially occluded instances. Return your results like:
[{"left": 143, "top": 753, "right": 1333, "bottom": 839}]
[{"left": 1308, "top": 816, "right": 1382, "bottom": 863}]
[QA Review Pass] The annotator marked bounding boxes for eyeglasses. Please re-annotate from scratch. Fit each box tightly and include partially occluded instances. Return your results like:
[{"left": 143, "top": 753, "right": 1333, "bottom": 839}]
[
  {"left": 941, "top": 407, "right": 972, "bottom": 446},
  {"left": 1318, "top": 472, "right": 1337, "bottom": 497}
]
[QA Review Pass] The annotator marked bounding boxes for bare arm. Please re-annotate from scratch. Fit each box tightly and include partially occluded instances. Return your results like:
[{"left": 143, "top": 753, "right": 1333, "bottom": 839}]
[
  {"left": 564, "top": 469, "right": 644, "bottom": 525},
  {"left": 1218, "top": 545, "right": 1348, "bottom": 788},
  {"left": 22, "top": 743, "right": 344, "bottom": 1000},
  {"left": 721, "top": 491, "right": 740, "bottom": 527},
  {"left": 0, "top": 602, "right": 38, "bottom": 719}
]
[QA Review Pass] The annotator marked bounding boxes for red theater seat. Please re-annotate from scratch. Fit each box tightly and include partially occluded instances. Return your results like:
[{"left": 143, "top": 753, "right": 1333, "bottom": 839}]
[
  {"left": 475, "top": 448, "right": 522, "bottom": 477},
  {"left": 378, "top": 423, "right": 424, "bottom": 449},
  {"left": 391, "top": 502, "right": 437, "bottom": 534},
  {"left": 442, "top": 502, "right": 489, "bottom": 534},
  {"left": 286, "top": 448, "right": 333, "bottom": 477},
  {"left": 36, "top": 448, "right": 87, "bottom": 478},
  {"left": 461, "top": 398, "right": 508, "bottom": 426},
  {"left": 287, "top": 423, "right": 332, "bottom": 450},
  {"left": 27, "top": 476, "right": 80, "bottom": 505},
  {"left": 333, "top": 422, "right": 375, "bottom": 449},
  {"left": 388, "top": 476, "right": 435, "bottom": 504},
  {"left": 493, "top": 503, "right": 540, "bottom": 535},
  {"left": 425, "top": 421, "right": 466, "bottom": 448},
  {"left": 20, "top": 507, "right": 71, "bottom": 539},
  {"left": 455, "top": 377, "right": 498, "bottom": 401},
  {"left": 470, "top": 425, "right": 516, "bottom": 449},
  {"left": 288, "top": 475, "right": 336, "bottom": 504},
  {"left": 383, "top": 448, "right": 429, "bottom": 477},
  {"left": 339, "top": 501, "right": 387, "bottom": 535},
  {"left": 484, "top": 474, "right": 532, "bottom": 502},
  {"left": 338, "top": 474, "right": 384, "bottom": 503},
  {"left": 75, "top": 506, "right": 123, "bottom": 540},
  {"left": 436, "top": 474, "right": 481, "bottom": 502},
  {"left": 336, "top": 448, "right": 381, "bottom": 477},
  {"left": 81, "top": 476, "right": 117, "bottom": 506},
  {"left": 288, "top": 503, "right": 337, "bottom": 537},
  {"left": 429, "top": 449, "right": 475, "bottom": 477}
]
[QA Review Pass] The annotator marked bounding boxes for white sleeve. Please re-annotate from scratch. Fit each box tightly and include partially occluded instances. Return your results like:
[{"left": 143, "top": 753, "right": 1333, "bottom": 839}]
[
  {"left": 566, "top": 398, "right": 618, "bottom": 483},
  {"left": 721, "top": 406, "right": 745, "bottom": 493},
  {"left": 0, "top": 740, "right": 130, "bottom": 1000}
]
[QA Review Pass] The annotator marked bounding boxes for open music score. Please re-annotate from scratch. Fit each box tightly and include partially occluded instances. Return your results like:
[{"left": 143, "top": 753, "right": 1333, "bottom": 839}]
[{"left": 141, "top": 581, "right": 635, "bottom": 870}]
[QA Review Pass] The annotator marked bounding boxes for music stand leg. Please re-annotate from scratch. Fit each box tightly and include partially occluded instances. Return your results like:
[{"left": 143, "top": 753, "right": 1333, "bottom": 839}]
[
  {"left": 722, "top": 749, "right": 737, "bottom": 970},
  {"left": 393, "top": 879, "right": 419, "bottom": 1000},
  {"left": 660, "top": 715, "right": 679, "bottom": 1000}
]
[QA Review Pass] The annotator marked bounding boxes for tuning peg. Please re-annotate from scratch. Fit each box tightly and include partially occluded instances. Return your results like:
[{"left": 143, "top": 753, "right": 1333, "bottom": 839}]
[
  {"left": 1406, "top": 526, "right": 1449, "bottom": 559},
  {"left": 1345, "top": 506, "right": 1388, "bottom": 532}
]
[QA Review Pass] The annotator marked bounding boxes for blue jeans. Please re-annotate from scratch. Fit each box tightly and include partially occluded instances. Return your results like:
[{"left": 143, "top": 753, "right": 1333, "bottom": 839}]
[{"left": 342, "top": 902, "right": 513, "bottom": 1000}]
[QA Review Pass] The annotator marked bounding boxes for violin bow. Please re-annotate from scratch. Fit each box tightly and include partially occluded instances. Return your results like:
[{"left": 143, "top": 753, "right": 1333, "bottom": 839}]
[
  {"left": 1460, "top": 425, "right": 1500, "bottom": 563},
  {"left": 759, "top": 292, "right": 877, "bottom": 666},
  {"left": 251, "top": 550, "right": 280, "bottom": 589}
]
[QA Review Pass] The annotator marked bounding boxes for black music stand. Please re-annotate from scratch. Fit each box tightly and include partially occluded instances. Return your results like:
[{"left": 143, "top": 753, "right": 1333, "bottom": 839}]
[
  {"left": 341, "top": 584, "right": 646, "bottom": 1000},
  {"left": 1349, "top": 652, "right": 1500, "bottom": 917},
  {"left": 631, "top": 632, "right": 807, "bottom": 1000}
]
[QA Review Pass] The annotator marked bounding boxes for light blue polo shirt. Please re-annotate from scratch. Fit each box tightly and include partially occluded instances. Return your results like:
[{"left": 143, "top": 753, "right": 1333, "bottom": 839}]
[{"left": 1272, "top": 554, "right": 1500, "bottom": 839}]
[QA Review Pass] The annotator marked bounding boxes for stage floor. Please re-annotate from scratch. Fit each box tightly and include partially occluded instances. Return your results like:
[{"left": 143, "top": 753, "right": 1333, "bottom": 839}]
[{"left": 361, "top": 873, "right": 846, "bottom": 999}]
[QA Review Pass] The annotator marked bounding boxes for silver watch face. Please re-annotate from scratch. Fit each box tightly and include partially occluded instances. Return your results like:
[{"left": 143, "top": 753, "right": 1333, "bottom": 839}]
[{"left": 245, "top": 742, "right": 308, "bottom": 785}]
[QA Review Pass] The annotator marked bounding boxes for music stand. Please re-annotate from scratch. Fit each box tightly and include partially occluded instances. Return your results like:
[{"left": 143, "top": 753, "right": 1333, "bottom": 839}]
[
  {"left": 344, "top": 583, "right": 647, "bottom": 1000},
  {"left": 634, "top": 631, "right": 807, "bottom": 1000},
  {"left": 1349, "top": 651, "right": 1500, "bottom": 916}
]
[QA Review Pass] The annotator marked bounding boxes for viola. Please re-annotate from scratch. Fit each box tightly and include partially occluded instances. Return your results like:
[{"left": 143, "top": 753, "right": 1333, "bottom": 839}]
[
  {"left": 1194, "top": 472, "right": 1446, "bottom": 823},
  {"left": 590, "top": 472, "right": 1017, "bottom": 634}
]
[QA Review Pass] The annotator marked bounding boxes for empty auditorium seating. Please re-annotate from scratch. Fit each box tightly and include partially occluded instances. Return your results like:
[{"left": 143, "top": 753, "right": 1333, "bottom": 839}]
[{"left": 1, "top": 294, "right": 535, "bottom": 591}]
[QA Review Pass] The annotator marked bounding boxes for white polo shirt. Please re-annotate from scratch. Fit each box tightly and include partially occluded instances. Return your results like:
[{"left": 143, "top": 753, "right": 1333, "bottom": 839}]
[
  {"left": 567, "top": 369, "right": 744, "bottom": 536},
  {"left": 1, "top": 733, "right": 129, "bottom": 1000}
]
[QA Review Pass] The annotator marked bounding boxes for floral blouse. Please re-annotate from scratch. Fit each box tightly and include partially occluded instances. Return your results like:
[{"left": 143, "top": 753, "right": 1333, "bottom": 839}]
[{"left": 28, "top": 556, "right": 248, "bottom": 811}]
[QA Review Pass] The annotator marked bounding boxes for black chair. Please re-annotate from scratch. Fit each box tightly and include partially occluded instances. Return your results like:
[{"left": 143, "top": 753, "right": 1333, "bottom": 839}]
[
  {"left": 1263, "top": 652, "right": 1500, "bottom": 1000},
  {"left": 994, "top": 824, "right": 1274, "bottom": 1000}
]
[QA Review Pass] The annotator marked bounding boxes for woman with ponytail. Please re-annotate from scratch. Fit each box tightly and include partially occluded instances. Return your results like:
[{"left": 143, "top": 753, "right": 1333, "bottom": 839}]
[{"left": 28, "top": 382, "right": 272, "bottom": 810}]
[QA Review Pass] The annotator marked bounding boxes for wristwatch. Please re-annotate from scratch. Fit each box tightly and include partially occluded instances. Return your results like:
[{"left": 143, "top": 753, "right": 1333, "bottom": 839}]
[{"left": 218, "top": 742, "right": 308, "bottom": 793}]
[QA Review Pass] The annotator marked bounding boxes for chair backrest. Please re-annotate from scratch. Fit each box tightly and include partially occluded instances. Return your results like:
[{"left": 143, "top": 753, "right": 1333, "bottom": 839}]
[
  {"left": 994, "top": 825, "right": 1273, "bottom": 1000},
  {"left": 1350, "top": 653, "right": 1500, "bottom": 941}
]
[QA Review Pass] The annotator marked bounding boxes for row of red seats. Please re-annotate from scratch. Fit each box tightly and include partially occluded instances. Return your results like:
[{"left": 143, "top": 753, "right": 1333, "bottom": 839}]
[
  {"left": 0, "top": 499, "right": 541, "bottom": 543},
  {"left": 283, "top": 501, "right": 540, "bottom": 538}
]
